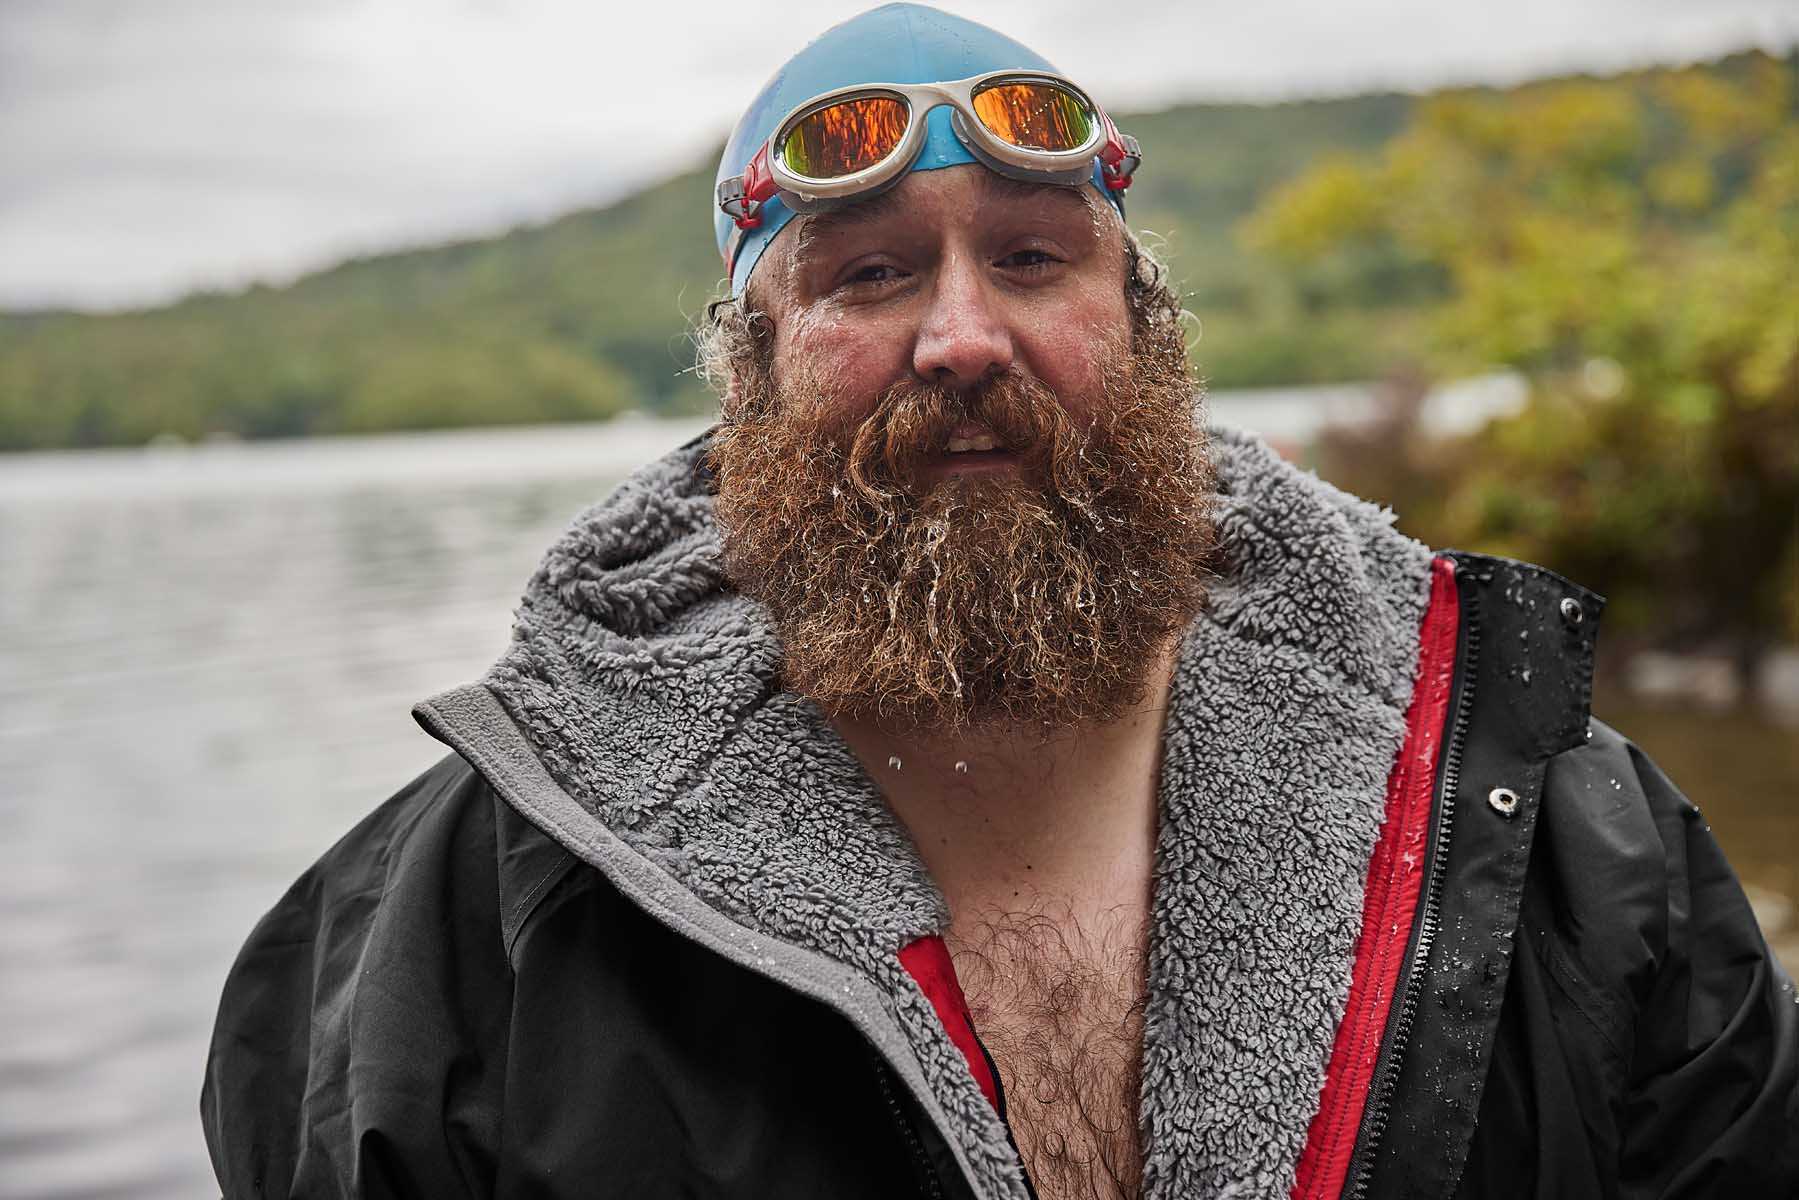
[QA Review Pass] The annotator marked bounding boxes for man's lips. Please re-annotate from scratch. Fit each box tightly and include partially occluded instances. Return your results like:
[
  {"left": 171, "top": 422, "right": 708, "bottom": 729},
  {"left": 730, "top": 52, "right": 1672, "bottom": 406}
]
[
  {"left": 921, "top": 422, "right": 1020, "bottom": 478},
  {"left": 944, "top": 431, "right": 1001, "bottom": 453},
  {"left": 887, "top": 421, "right": 1026, "bottom": 482},
  {"left": 940, "top": 421, "right": 1012, "bottom": 457}
]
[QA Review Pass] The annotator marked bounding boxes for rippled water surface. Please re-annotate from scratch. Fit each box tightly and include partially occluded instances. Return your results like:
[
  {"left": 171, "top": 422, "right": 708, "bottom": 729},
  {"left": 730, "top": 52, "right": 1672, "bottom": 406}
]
[
  {"left": 0, "top": 420, "right": 710, "bottom": 1199},
  {"left": 0, "top": 417, "right": 1792, "bottom": 1199}
]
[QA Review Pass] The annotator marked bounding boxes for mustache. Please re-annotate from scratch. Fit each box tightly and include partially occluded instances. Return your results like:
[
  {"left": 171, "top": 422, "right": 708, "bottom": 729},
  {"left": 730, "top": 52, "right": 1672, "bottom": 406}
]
[{"left": 842, "top": 369, "right": 1077, "bottom": 500}]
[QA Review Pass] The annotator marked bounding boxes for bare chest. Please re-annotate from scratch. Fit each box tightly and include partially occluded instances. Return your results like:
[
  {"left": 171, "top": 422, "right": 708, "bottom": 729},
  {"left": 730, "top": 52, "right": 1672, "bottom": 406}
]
[{"left": 949, "top": 908, "right": 1150, "bottom": 1200}]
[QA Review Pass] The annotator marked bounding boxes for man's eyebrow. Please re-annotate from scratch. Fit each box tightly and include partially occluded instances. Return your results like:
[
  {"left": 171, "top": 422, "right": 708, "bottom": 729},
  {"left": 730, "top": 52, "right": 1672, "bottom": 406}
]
[
  {"left": 793, "top": 188, "right": 910, "bottom": 255},
  {"left": 794, "top": 174, "right": 1097, "bottom": 258},
  {"left": 977, "top": 172, "right": 1096, "bottom": 218}
]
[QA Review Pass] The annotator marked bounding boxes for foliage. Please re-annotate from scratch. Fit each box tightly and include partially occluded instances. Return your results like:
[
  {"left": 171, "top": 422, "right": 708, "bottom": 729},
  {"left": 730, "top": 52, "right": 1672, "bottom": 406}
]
[{"left": 1250, "top": 51, "right": 1799, "bottom": 660}]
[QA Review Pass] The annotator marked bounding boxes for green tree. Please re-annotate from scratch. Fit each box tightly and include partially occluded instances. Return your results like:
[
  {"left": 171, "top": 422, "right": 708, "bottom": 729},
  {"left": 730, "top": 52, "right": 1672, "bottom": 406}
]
[{"left": 1247, "top": 53, "right": 1799, "bottom": 682}]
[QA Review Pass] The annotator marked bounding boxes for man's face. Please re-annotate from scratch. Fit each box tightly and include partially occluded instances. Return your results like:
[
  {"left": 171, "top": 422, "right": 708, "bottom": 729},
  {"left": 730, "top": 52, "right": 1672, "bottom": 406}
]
[
  {"left": 757, "top": 164, "right": 1132, "bottom": 460},
  {"left": 709, "top": 165, "right": 1213, "bottom": 733}
]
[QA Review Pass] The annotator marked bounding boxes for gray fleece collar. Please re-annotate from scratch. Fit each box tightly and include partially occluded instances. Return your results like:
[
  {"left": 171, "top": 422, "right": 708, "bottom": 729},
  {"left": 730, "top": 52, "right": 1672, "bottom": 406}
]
[
  {"left": 471, "top": 424, "right": 1434, "bottom": 1200},
  {"left": 1140, "top": 428, "right": 1433, "bottom": 1197}
]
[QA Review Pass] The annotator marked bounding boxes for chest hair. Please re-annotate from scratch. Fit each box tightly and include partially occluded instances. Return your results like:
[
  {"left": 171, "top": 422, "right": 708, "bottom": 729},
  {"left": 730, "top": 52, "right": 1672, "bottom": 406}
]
[{"left": 949, "top": 903, "right": 1150, "bottom": 1200}]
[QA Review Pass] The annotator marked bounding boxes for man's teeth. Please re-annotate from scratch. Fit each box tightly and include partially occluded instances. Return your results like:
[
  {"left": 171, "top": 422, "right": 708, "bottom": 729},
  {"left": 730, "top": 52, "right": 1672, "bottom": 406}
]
[{"left": 945, "top": 434, "right": 1000, "bottom": 453}]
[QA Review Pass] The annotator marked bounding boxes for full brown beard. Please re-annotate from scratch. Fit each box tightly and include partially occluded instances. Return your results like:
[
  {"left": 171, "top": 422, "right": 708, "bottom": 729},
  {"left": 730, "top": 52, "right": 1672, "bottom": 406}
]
[{"left": 709, "top": 316, "right": 1213, "bottom": 734}]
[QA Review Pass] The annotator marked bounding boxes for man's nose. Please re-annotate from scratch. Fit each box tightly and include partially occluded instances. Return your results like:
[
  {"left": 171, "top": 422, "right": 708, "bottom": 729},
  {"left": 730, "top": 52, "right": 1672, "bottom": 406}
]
[{"left": 911, "top": 254, "right": 1014, "bottom": 388}]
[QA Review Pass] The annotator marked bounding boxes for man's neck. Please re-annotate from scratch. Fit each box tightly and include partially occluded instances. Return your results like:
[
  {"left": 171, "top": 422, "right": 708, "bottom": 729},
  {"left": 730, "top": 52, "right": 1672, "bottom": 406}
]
[{"left": 827, "top": 637, "right": 1180, "bottom": 924}]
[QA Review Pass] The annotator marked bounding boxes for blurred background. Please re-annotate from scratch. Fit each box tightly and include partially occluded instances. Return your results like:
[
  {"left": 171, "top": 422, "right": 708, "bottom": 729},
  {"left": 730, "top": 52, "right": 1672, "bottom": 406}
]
[{"left": 3, "top": 1, "right": 1797, "bottom": 1195}]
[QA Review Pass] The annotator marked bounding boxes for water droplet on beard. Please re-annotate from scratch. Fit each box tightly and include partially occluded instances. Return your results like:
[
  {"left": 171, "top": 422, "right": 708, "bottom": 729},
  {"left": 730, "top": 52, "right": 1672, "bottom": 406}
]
[
  {"left": 888, "top": 756, "right": 903, "bottom": 771},
  {"left": 954, "top": 761, "right": 969, "bottom": 775}
]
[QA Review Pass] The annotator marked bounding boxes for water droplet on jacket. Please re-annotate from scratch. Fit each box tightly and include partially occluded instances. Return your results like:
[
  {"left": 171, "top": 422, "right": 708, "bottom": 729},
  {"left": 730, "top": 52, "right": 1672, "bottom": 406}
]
[
  {"left": 888, "top": 755, "right": 902, "bottom": 771},
  {"left": 954, "top": 761, "right": 969, "bottom": 775},
  {"left": 1520, "top": 668, "right": 1532, "bottom": 685}
]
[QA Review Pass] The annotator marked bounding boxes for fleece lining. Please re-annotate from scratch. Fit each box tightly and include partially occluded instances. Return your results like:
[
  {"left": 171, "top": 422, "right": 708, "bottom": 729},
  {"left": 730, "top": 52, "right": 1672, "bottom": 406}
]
[
  {"left": 458, "top": 423, "right": 1433, "bottom": 1200},
  {"left": 1140, "top": 429, "right": 1434, "bottom": 1197}
]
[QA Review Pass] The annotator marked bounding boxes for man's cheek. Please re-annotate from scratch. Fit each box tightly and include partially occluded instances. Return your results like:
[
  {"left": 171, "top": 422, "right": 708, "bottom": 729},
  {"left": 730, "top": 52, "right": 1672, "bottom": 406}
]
[{"left": 792, "top": 314, "right": 911, "bottom": 387}]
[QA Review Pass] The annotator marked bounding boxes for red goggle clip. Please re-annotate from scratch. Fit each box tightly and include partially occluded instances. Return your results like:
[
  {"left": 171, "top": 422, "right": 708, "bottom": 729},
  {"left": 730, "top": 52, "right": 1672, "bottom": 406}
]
[
  {"left": 717, "top": 145, "right": 779, "bottom": 231},
  {"left": 1098, "top": 119, "right": 1140, "bottom": 192}
]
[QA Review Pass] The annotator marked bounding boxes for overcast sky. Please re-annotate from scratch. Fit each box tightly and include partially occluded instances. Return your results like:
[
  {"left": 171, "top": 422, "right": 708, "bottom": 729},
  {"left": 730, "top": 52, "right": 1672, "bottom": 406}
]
[{"left": 3, "top": 0, "right": 1795, "bottom": 312}]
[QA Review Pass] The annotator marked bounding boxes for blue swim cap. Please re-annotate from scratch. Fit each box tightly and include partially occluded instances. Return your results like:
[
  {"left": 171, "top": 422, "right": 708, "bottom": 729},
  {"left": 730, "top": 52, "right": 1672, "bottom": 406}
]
[{"left": 713, "top": 3, "right": 1126, "bottom": 297}]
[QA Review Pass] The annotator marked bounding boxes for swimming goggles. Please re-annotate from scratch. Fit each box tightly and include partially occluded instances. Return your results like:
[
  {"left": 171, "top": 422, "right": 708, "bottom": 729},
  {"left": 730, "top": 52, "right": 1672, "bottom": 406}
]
[{"left": 716, "top": 70, "right": 1142, "bottom": 231}]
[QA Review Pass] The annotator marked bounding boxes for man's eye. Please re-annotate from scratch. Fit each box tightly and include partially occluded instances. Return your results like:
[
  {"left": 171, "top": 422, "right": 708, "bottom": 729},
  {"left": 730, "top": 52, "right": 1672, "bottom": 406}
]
[
  {"left": 998, "top": 248, "right": 1058, "bottom": 271},
  {"left": 843, "top": 263, "right": 903, "bottom": 287}
]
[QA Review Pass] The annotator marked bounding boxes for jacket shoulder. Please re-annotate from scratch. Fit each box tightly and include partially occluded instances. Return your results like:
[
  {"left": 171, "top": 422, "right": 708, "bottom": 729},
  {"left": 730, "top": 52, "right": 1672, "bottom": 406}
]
[
  {"left": 1534, "top": 717, "right": 1773, "bottom": 1017},
  {"left": 1524, "top": 718, "right": 1799, "bottom": 1192},
  {"left": 200, "top": 751, "right": 579, "bottom": 1197},
  {"left": 260, "top": 750, "right": 581, "bottom": 954},
  {"left": 315, "top": 750, "right": 498, "bottom": 885}
]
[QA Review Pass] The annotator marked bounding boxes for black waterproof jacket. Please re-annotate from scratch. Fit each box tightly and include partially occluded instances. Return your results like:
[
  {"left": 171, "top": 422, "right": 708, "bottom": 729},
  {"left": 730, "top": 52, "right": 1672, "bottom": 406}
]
[{"left": 203, "top": 430, "right": 1799, "bottom": 1199}]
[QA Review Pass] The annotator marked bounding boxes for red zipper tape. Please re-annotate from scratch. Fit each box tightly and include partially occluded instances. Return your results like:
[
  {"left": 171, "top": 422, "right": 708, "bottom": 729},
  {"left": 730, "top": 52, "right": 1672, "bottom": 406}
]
[{"left": 1291, "top": 555, "right": 1461, "bottom": 1200}]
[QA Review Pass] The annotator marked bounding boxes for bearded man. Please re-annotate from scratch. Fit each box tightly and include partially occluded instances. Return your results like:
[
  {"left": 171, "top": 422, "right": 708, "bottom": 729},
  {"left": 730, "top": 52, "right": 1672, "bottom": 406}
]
[{"left": 202, "top": 6, "right": 1799, "bottom": 1199}]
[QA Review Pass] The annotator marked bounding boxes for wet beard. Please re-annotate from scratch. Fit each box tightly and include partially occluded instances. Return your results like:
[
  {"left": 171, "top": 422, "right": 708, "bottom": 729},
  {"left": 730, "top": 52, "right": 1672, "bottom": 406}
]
[{"left": 709, "top": 335, "right": 1213, "bottom": 734}]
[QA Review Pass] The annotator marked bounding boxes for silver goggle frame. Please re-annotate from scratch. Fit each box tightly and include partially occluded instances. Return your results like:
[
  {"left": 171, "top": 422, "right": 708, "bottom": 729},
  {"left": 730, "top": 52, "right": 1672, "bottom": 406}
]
[{"left": 766, "top": 70, "right": 1111, "bottom": 213}]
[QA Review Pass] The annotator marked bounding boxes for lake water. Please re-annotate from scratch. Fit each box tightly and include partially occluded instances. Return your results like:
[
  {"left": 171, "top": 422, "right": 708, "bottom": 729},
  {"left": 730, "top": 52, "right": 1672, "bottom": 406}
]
[{"left": 1, "top": 415, "right": 1793, "bottom": 1199}]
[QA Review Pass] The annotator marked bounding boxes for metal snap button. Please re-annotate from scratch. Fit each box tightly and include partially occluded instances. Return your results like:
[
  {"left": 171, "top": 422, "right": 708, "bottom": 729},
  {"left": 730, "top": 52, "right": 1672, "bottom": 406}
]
[
  {"left": 1487, "top": 787, "right": 1521, "bottom": 818},
  {"left": 1559, "top": 596, "right": 1584, "bottom": 626}
]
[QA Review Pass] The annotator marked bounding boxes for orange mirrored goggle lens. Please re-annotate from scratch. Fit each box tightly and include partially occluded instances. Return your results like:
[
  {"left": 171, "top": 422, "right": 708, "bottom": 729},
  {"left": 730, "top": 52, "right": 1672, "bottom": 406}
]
[
  {"left": 780, "top": 95, "right": 909, "bottom": 180},
  {"left": 970, "top": 80, "right": 1095, "bottom": 152}
]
